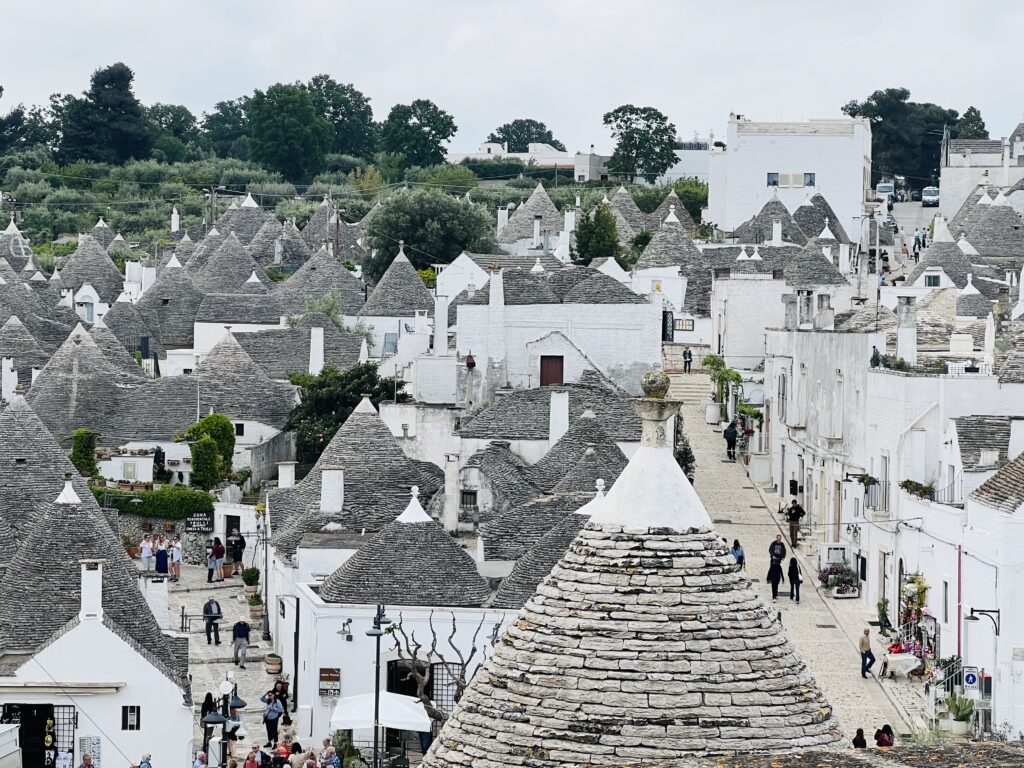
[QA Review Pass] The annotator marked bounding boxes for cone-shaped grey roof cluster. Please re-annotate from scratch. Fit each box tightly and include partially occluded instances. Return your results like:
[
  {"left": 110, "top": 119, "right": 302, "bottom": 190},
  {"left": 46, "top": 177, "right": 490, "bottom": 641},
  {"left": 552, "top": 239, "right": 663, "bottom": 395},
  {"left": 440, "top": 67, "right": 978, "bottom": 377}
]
[
  {"left": 234, "top": 314, "right": 364, "bottom": 380},
  {"left": 528, "top": 412, "right": 624, "bottom": 492},
  {"left": 301, "top": 197, "right": 335, "bottom": 248},
  {"left": 499, "top": 184, "right": 563, "bottom": 244},
  {"left": 792, "top": 193, "right": 851, "bottom": 244},
  {"left": 732, "top": 198, "right": 809, "bottom": 246},
  {"left": 195, "top": 232, "right": 270, "bottom": 292},
  {"left": 651, "top": 189, "right": 696, "bottom": 231},
  {"left": 186, "top": 227, "right": 225, "bottom": 272},
  {"left": 0, "top": 218, "right": 34, "bottom": 272},
  {"left": 135, "top": 261, "right": 206, "bottom": 349},
  {"left": 276, "top": 246, "right": 365, "bottom": 315},
  {"left": 90, "top": 218, "right": 115, "bottom": 249},
  {"left": 359, "top": 247, "right": 434, "bottom": 317},
  {"left": 424, "top": 379, "right": 842, "bottom": 766},
  {"left": 101, "top": 300, "right": 167, "bottom": 358},
  {"left": 270, "top": 397, "right": 444, "bottom": 556},
  {"left": 0, "top": 316, "right": 48, "bottom": 388},
  {"left": 58, "top": 235, "right": 124, "bottom": 303},
  {"left": 635, "top": 212, "right": 704, "bottom": 269},
  {"left": 88, "top": 323, "right": 146, "bottom": 377},
  {"left": 608, "top": 187, "right": 650, "bottom": 232},
  {"left": 170, "top": 232, "right": 197, "bottom": 268},
  {"left": 0, "top": 281, "right": 77, "bottom": 352},
  {"left": 216, "top": 194, "right": 273, "bottom": 245},
  {"left": 318, "top": 488, "right": 490, "bottom": 607},
  {"left": 966, "top": 201, "right": 1024, "bottom": 257},
  {"left": 246, "top": 218, "right": 285, "bottom": 265}
]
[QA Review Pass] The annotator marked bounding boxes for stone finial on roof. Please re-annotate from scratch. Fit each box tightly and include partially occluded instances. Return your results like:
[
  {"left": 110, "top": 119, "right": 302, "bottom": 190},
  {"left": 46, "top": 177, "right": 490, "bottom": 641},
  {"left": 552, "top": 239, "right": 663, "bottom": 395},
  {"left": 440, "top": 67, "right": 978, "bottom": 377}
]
[
  {"left": 818, "top": 223, "right": 836, "bottom": 240},
  {"left": 962, "top": 273, "right": 980, "bottom": 296},
  {"left": 750, "top": 245, "right": 763, "bottom": 261},
  {"left": 4, "top": 216, "right": 18, "bottom": 235},
  {"left": 957, "top": 233, "right": 979, "bottom": 256},
  {"left": 530, "top": 257, "right": 544, "bottom": 274},
  {"left": 55, "top": 473, "right": 81, "bottom": 505},
  {"left": 665, "top": 204, "right": 680, "bottom": 224},
  {"left": 241, "top": 193, "right": 259, "bottom": 208},
  {"left": 165, "top": 254, "right": 182, "bottom": 269},
  {"left": 95, "top": 217, "right": 108, "bottom": 229},
  {"left": 736, "top": 246, "right": 749, "bottom": 261},
  {"left": 395, "top": 486, "right": 432, "bottom": 523},
  {"left": 354, "top": 393, "right": 378, "bottom": 415},
  {"left": 245, "top": 270, "right": 261, "bottom": 284}
]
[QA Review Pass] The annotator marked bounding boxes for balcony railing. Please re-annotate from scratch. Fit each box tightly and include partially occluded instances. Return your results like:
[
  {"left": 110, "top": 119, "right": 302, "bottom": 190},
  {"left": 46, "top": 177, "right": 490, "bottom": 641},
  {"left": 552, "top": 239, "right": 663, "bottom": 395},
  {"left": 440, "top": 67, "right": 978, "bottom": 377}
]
[
  {"left": 932, "top": 473, "right": 963, "bottom": 506},
  {"left": 864, "top": 482, "right": 889, "bottom": 512}
]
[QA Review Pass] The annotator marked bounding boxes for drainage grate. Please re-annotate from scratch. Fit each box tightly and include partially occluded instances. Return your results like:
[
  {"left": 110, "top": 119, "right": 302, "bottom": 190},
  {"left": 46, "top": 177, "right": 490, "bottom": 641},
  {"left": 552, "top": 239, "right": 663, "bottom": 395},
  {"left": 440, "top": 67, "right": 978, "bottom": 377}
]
[
  {"left": 816, "top": 624, "right": 837, "bottom": 629},
  {"left": 750, "top": 505, "right": 767, "bottom": 509},
  {"left": 712, "top": 518, "right": 733, "bottom": 524}
]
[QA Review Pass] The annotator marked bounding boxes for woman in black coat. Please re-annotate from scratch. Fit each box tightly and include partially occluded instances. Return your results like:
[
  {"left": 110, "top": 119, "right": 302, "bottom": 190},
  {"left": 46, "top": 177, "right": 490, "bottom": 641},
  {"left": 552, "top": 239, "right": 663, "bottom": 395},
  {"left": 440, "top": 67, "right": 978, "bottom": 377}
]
[
  {"left": 787, "top": 557, "right": 802, "bottom": 603},
  {"left": 766, "top": 560, "right": 784, "bottom": 602}
]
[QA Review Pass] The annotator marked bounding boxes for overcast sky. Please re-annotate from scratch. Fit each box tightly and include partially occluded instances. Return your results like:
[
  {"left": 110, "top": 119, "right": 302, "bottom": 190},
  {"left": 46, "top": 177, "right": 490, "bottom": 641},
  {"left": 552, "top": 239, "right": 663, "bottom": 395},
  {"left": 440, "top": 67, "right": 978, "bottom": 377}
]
[{"left": 4, "top": 1, "right": 1022, "bottom": 154}]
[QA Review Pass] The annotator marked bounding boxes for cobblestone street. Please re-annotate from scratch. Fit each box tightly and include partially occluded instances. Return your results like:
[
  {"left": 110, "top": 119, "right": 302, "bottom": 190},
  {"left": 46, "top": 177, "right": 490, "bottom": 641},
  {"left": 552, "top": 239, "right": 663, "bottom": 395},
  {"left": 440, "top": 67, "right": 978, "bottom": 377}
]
[{"left": 676, "top": 373, "right": 918, "bottom": 739}]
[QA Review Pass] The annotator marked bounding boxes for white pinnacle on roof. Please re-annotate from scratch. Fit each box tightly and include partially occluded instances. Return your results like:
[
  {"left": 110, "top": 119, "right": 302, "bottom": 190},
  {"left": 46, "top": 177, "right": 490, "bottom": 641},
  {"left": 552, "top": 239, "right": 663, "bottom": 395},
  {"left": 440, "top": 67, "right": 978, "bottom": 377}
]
[
  {"left": 735, "top": 246, "right": 749, "bottom": 261},
  {"left": 208, "top": 226, "right": 221, "bottom": 237},
  {"left": 818, "top": 223, "right": 836, "bottom": 240},
  {"left": 227, "top": 199, "right": 239, "bottom": 211},
  {"left": 961, "top": 273, "right": 980, "bottom": 296},
  {"left": 994, "top": 191, "right": 1010, "bottom": 207},
  {"left": 933, "top": 215, "right": 953, "bottom": 243},
  {"left": 245, "top": 270, "right": 262, "bottom": 284},
  {"left": 115, "top": 291, "right": 130, "bottom": 303},
  {"left": 957, "top": 234, "right": 979, "bottom": 256},
  {"left": 750, "top": 245, "right": 763, "bottom": 261},
  {"left": 4, "top": 217, "right": 19, "bottom": 235},
  {"left": 572, "top": 479, "right": 606, "bottom": 516},
  {"left": 29, "top": 271, "right": 45, "bottom": 282},
  {"left": 395, "top": 486, "right": 433, "bottom": 523},
  {"left": 353, "top": 394, "right": 378, "bottom": 415},
  {"left": 530, "top": 257, "right": 544, "bottom": 274},
  {"left": 241, "top": 193, "right": 259, "bottom": 208},
  {"left": 798, "top": 193, "right": 814, "bottom": 208},
  {"left": 54, "top": 475, "right": 82, "bottom": 505},
  {"left": 977, "top": 192, "right": 993, "bottom": 206},
  {"left": 664, "top": 204, "right": 680, "bottom": 224},
  {"left": 50, "top": 270, "right": 61, "bottom": 282},
  {"left": 601, "top": 194, "right": 609, "bottom": 204},
  {"left": 590, "top": 376, "right": 712, "bottom": 531},
  {"left": 94, "top": 217, "right": 108, "bottom": 228},
  {"left": 165, "top": 254, "right": 182, "bottom": 269},
  {"left": 21, "top": 254, "right": 37, "bottom": 273},
  {"left": 112, "top": 232, "right": 125, "bottom": 243},
  {"left": 180, "top": 232, "right": 193, "bottom": 243}
]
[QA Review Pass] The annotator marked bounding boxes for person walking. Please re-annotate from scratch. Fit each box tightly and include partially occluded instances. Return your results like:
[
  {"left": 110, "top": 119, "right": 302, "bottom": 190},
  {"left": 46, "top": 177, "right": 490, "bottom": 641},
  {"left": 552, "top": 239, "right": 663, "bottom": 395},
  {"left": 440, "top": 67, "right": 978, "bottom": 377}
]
[
  {"left": 272, "top": 680, "right": 292, "bottom": 726},
  {"left": 682, "top": 346, "right": 692, "bottom": 374},
  {"left": 787, "top": 557, "right": 802, "bottom": 603},
  {"left": 730, "top": 539, "right": 745, "bottom": 569},
  {"left": 766, "top": 558, "right": 784, "bottom": 602},
  {"left": 852, "top": 728, "right": 867, "bottom": 748},
  {"left": 768, "top": 534, "right": 786, "bottom": 564},
  {"left": 155, "top": 535, "right": 169, "bottom": 575},
  {"left": 859, "top": 628, "right": 876, "bottom": 678},
  {"left": 203, "top": 597, "right": 222, "bottom": 645},
  {"left": 260, "top": 690, "right": 285, "bottom": 748},
  {"left": 201, "top": 692, "right": 216, "bottom": 752},
  {"left": 913, "top": 228, "right": 921, "bottom": 250},
  {"left": 170, "top": 535, "right": 182, "bottom": 582},
  {"left": 920, "top": 230, "right": 927, "bottom": 249},
  {"left": 232, "top": 618, "right": 251, "bottom": 669},
  {"left": 785, "top": 500, "right": 805, "bottom": 548},
  {"left": 723, "top": 422, "right": 738, "bottom": 461},
  {"left": 139, "top": 534, "right": 154, "bottom": 571},
  {"left": 874, "top": 724, "right": 894, "bottom": 747},
  {"left": 228, "top": 527, "right": 247, "bottom": 575}
]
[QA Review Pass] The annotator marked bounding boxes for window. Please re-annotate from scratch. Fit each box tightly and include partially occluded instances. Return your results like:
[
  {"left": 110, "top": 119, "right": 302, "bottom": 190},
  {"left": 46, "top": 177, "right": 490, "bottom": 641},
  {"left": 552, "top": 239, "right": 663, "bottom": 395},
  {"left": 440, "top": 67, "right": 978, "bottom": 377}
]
[
  {"left": 804, "top": 173, "right": 816, "bottom": 187},
  {"left": 539, "top": 355, "right": 564, "bottom": 386},
  {"left": 674, "top": 318, "right": 694, "bottom": 332},
  {"left": 767, "top": 172, "right": 780, "bottom": 187},
  {"left": 235, "top": 422, "right": 245, "bottom": 437},
  {"left": 460, "top": 490, "right": 478, "bottom": 510},
  {"left": 182, "top": 368, "right": 193, "bottom": 375},
  {"left": 942, "top": 581, "right": 949, "bottom": 624},
  {"left": 121, "top": 705, "right": 141, "bottom": 731},
  {"left": 787, "top": 173, "right": 803, "bottom": 188},
  {"left": 123, "top": 462, "right": 137, "bottom": 481},
  {"left": 924, "top": 274, "right": 940, "bottom": 287},
  {"left": 577, "top": 175, "right": 585, "bottom": 182}
]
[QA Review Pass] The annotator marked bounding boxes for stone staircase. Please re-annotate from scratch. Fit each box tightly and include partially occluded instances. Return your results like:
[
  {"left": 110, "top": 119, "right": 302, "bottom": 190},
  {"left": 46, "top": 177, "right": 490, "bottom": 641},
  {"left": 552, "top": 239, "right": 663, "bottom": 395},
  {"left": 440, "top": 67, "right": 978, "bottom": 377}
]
[{"left": 668, "top": 372, "right": 711, "bottom": 405}]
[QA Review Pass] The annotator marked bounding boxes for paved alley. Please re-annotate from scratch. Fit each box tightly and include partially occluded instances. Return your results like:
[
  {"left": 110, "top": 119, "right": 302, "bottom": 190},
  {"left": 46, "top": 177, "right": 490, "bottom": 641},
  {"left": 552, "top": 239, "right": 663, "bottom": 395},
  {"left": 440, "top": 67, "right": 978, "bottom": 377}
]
[{"left": 676, "top": 373, "right": 915, "bottom": 739}]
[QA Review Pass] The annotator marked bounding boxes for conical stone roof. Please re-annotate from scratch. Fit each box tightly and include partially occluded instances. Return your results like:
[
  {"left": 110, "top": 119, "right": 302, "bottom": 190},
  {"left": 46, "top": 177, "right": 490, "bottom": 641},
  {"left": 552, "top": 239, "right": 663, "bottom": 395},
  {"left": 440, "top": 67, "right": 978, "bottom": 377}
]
[
  {"left": 90, "top": 218, "right": 115, "bottom": 249},
  {"left": 195, "top": 232, "right": 269, "bottom": 292},
  {"left": 609, "top": 187, "right": 649, "bottom": 232},
  {"left": 276, "top": 246, "right": 365, "bottom": 315},
  {"left": 135, "top": 261, "right": 206, "bottom": 349},
  {"left": 59, "top": 235, "right": 124, "bottom": 303},
  {"left": 186, "top": 227, "right": 225, "bottom": 272},
  {"left": 170, "top": 232, "right": 197, "bottom": 269},
  {"left": 275, "top": 220, "right": 312, "bottom": 271},
  {"left": 792, "top": 193, "right": 851, "bottom": 245},
  {"left": 651, "top": 189, "right": 696, "bottom": 231},
  {"left": 733, "top": 198, "right": 809, "bottom": 246},
  {"left": 89, "top": 322, "right": 145, "bottom": 377},
  {"left": 0, "top": 219, "right": 33, "bottom": 272},
  {"left": 499, "top": 184, "right": 563, "bottom": 244},
  {"left": 528, "top": 411, "right": 624, "bottom": 492},
  {"left": 0, "top": 316, "right": 48, "bottom": 388},
  {"left": 247, "top": 218, "right": 285, "bottom": 266},
  {"left": 217, "top": 194, "right": 272, "bottom": 245},
  {"left": 635, "top": 212, "right": 704, "bottom": 269},
  {"left": 318, "top": 488, "right": 491, "bottom": 607},
  {"left": 101, "top": 299, "right": 166, "bottom": 358},
  {"left": 424, "top": 377, "right": 842, "bottom": 766},
  {"left": 301, "top": 197, "right": 335, "bottom": 249},
  {"left": 358, "top": 246, "right": 434, "bottom": 317}
]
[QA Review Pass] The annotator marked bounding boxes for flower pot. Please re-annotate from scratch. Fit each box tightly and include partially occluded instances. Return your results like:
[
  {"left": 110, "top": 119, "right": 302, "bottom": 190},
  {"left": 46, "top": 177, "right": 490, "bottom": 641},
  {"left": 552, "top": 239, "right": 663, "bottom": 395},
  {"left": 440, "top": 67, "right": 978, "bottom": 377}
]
[
  {"left": 831, "top": 587, "right": 859, "bottom": 599},
  {"left": 244, "top": 585, "right": 259, "bottom": 597},
  {"left": 705, "top": 403, "right": 722, "bottom": 425},
  {"left": 265, "top": 655, "right": 282, "bottom": 675},
  {"left": 249, "top": 605, "right": 264, "bottom": 621},
  {"left": 126, "top": 547, "right": 139, "bottom": 558}
]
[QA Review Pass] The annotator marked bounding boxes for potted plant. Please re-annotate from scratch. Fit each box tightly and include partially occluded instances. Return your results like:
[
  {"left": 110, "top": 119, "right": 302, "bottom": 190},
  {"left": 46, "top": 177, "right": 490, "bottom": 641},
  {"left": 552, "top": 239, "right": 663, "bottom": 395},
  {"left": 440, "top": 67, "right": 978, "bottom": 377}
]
[
  {"left": 163, "top": 523, "right": 175, "bottom": 533},
  {"left": 248, "top": 593, "right": 264, "bottom": 620},
  {"left": 242, "top": 567, "right": 261, "bottom": 597},
  {"left": 943, "top": 693, "right": 974, "bottom": 736},
  {"left": 122, "top": 534, "right": 139, "bottom": 559},
  {"left": 819, "top": 563, "right": 860, "bottom": 598},
  {"left": 265, "top": 652, "right": 282, "bottom": 675}
]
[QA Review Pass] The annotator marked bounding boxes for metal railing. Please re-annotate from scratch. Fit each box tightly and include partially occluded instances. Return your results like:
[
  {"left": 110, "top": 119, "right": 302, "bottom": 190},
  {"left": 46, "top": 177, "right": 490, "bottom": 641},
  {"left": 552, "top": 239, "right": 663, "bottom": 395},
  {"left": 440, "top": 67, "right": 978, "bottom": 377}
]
[
  {"left": 864, "top": 482, "right": 889, "bottom": 512},
  {"left": 932, "top": 473, "right": 963, "bottom": 506},
  {"left": 924, "top": 657, "right": 962, "bottom": 721}
]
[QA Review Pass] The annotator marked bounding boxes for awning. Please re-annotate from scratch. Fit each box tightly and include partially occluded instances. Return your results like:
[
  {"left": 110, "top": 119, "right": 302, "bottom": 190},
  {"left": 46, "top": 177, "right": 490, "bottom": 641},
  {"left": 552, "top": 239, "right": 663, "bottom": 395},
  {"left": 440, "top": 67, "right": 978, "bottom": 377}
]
[{"left": 329, "top": 691, "right": 432, "bottom": 732}]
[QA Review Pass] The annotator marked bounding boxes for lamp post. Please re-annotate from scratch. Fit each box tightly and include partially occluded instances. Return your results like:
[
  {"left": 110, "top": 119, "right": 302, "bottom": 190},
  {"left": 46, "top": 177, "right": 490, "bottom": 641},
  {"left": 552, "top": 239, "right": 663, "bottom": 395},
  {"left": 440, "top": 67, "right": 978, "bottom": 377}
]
[
  {"left": 365, "top": 604, "right": 392, "bottom": 768},
  {"left": 256, "top": 514, "right": 272, "bottom": 643}
]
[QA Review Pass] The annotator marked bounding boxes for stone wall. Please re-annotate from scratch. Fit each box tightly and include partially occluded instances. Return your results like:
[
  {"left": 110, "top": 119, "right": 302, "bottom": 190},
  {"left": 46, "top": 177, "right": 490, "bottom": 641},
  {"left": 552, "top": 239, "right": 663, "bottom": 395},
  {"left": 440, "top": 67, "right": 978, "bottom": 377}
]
[
  {"left": 117, "top": 514, "right": 212, "bottom": 566},
  {"left": 249, "top": 430, "right": 295, "bottom": 487}
]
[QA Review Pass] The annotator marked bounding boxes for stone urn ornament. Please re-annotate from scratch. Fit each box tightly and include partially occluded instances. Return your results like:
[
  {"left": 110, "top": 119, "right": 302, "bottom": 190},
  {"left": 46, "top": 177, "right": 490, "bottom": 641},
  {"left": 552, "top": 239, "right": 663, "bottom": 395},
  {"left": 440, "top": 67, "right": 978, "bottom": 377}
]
[{"left": 640, "top": 370, "right": 671, "bottom": 399}]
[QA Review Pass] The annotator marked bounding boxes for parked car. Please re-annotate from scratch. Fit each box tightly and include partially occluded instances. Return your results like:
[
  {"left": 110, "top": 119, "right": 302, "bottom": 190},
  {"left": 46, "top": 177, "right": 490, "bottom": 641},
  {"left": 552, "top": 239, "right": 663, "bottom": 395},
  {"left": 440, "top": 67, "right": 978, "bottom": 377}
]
[
  {"left": 910, "top": 189, "right": 922, "bottom": 202},
  {"left": 922, "top": 186, "right": 940, "bottom": 207}
]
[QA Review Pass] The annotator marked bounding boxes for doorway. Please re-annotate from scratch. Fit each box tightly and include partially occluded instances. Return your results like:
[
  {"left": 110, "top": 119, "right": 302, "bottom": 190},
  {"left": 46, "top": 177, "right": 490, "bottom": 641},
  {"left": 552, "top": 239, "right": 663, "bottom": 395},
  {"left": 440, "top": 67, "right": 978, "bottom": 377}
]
[
  {"left": 540, "top": 356, "right": 564, "bottom": 386},
  {"left": 225, "top": 513, "right": 241, "bottom": 569},
  {"left": 1, "top": 703, "right": 57, "bottom": 767}
]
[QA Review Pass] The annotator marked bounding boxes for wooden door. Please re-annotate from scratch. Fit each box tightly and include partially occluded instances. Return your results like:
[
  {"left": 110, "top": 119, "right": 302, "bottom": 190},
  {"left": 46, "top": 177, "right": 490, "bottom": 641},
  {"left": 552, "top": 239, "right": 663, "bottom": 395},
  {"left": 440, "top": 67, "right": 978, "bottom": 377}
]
[{"left": 540, "top": 356, "right": 564, "bottom": 386}]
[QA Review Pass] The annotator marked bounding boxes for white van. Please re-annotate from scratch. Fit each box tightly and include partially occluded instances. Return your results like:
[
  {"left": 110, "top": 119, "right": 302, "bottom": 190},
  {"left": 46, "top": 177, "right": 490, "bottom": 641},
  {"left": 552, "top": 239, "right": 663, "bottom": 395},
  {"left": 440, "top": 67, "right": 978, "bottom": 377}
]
[
  {"left": 875, "top": 182, "right": 895, "bottom": 202},
  {"left": 922, "top": 186, "right": 940, "bottom": 207}
]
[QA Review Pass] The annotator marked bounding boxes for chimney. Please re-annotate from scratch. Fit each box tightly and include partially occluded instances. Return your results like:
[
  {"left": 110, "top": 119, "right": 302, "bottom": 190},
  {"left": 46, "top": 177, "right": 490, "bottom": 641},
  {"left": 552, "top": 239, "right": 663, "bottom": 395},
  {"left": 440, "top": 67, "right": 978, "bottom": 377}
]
[
  {"left": 575, "top": 195, "right": 581, "bottom": 208},
  {"left": 79, "top": 560, "right": 104, "bottom": 621},
  {"left": 308, "top": 326, "right": 325, "bottom": 375},
  {"left": 277, "top": 461, "right": 297, "bottom": 489},
  {"left": 1003, "top": 138, "right": 1012, "bottom": 185},
  {"left": 487, "top": 270, "right": 506, "bottom": 363},
  {"left": 434, "top": 294, "right": 449, "bottom": 355},
  {"left": 896, "top": 296, "right": 918, "bottom": 366},
  {"left": 30, "top": 367, "right": 41, "bottom": 384},
  {"left": 814, "top": 293, "right": 834, "bottom": 330},
  {"left": 563, "top": 207, "right": 576, "bottom": 233},
  {"left": 273, "top": 238, "right": 283, "bottom": 265},
  {"left": 542, "top": 230, "right": 550, "bottom": 255},
  {"left": 1010, "top": 418, "right": 1024, "bottom": 462},
  {"left": 320, "top": 465, "right": 344, "bottom": 514},
  {"left": 496, "top": 205, "right": 509, "bottom": 236},
  {"left": 170, "top": 207, "right": 180, "bottom": 233},
  {"left": 797, "top": 290, "right": 814, "bottom": 328},
  {"left": 771, "top": 219, "right": 783, "bottom": 246},
  {"left": 549, "top": 390, "right": 569, "bottom": 445},
  {"left": 140, "top": 572, "right": 170, "bottom": 630},
  {"left": 443, "top": 453, "right": 460, "bottom": 533},
  {"left": 1, "top": 357, "right": 13, "bottom": 402},
  {"left": 782, "top": 294, "right": 798, "bottom": 330},
  {"left": 533, "top": 215, "right": 542, "bottom": 248},
  {"left": 466, "top": 282, "right": 476, "bottom": 300}
]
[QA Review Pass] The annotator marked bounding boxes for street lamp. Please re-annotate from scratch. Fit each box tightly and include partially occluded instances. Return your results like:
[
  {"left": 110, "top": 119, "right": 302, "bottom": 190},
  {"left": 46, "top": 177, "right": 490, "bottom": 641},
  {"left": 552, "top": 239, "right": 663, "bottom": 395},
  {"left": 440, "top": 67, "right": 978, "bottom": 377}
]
[
  {"left": 366, "top": 605, "right": 392, "bottom": 768},
  {"left": 256, "top": 516, "right": 272, "bottom": 643},
  {"left": 966, "top": 608, "right": 1001, "bottom": 635}
]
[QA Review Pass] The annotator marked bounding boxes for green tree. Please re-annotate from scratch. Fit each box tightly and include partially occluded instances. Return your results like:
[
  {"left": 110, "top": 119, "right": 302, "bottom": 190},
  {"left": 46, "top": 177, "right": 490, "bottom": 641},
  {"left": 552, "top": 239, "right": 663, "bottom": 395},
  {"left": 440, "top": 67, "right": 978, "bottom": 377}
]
[
  {"left": 347, "top": 165, "right": 386, "bottom": 200},
  {"left": 603, "top": 105, "right": 678, "bottom": 183},
  {"left": 486, "top": 119, "right": 566, "bottom": 152},
  {"left": 381, "top": 99, "right": 457, "bottom": 168},
  {"left": 202, "top": 97, "right": 250, "bottom": 159},
  {"left": 842, "top": 88, "right": 959, "bottom": 185},
  {"left": 185, "top": 413, "right": 236, "bottom": 473},
  {"left": 954, "top": 106, "right": 988, "bottom": 140},
  {"left": 404, "top": 163, "right": 478, "bottom": 195},
  {"left": 145, "top": 103, "right": 200, "bottom": 144},
  {"left": 362, "top": 188, "right": 496, "bottom": 281},
  {"left": 286, "top": 363, "right": 409, "bottom": 464},
  {"left": 247, "top": 84, "right": 334, "bottom": 182},
  {"left": 71, "top": 428, "right": 98, "bottom": 476},
  {"left": 59, "top": 63, "right": 152, "bottom": 164},
  {"left": 189, "top": 434, "right": 221, "bottom": 490},
  {"left": 306, "top": 74, "right": 378, "bottom": 159},
  {"left": 0, "top": 86, "right": 27, "bottom": 154},
  {"left": 572, "top": 204, "right": 621, "bottom": 267}
]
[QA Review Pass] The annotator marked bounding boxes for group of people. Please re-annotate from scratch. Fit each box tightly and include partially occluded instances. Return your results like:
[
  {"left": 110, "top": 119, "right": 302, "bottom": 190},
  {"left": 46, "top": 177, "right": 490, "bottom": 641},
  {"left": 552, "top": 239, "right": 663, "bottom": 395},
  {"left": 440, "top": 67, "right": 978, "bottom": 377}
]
[
  {"left": 139, "top": 533, "right": 182, "bottom": 581},
  {"left": 208, "top": 528, "right": 248, "bottom": 583},
  {"left": 765, "top": 535, "right": 803, "bottom": 602},
  {"left": 851, "top": 724, "right": 895, "bottom": 748}
]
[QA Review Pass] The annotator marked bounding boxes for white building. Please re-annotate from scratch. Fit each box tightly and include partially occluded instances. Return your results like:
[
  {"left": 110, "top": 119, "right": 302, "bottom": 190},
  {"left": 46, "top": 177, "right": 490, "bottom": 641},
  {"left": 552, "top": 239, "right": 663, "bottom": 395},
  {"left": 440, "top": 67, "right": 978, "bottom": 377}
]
[
  {"left": 707, "top": 113, "right": 872, "bottom": 237},
  {"left": 447, "top": 143, "right": 610, "bottom": 182},
  {"left": 939, "top": 123, "right": 1024, "bottom": 219}
]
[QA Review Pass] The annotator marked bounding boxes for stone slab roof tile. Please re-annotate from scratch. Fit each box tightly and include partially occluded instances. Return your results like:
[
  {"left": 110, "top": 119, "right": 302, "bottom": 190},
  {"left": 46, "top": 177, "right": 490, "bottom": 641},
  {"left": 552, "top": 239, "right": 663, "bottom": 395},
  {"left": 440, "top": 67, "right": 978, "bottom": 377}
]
[
  {"left": 358, "top": 250, "right": 434, "bottom": 317},
  {"left": 970, "top": 452, "right": 1024, "bottom": 513},
  {"left": 498, "top": 184, "right": 563, "bottom": 244},
  {"left": 953, "top": 415, "right": 1012, "bottom": 471}
]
